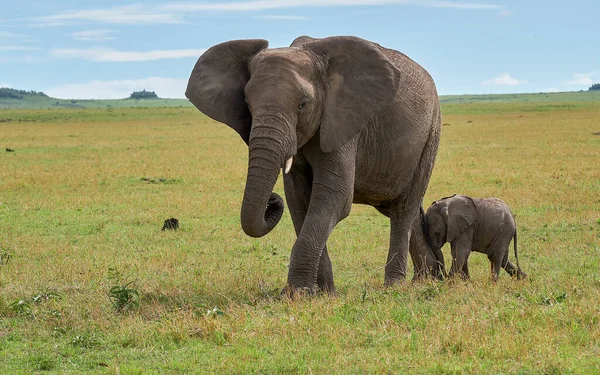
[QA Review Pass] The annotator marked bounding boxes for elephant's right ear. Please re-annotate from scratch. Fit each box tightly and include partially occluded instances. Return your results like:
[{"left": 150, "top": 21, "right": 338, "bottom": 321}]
[
  {"left": 185, "top": 39, "right": 268, "bottom": 145},
  {"left": 445, "top": 195, "right": 477, "bottom": 243}
]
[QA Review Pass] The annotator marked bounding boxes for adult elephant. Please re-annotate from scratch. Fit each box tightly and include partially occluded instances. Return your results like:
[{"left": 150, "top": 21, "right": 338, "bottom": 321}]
[{"left": 186, "top": 36, "right": 442, "bottom": 294}]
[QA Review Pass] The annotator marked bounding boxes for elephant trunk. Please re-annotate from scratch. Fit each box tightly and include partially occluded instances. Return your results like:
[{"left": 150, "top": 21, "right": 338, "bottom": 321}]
[
  {"left": 240, "top": 125, "right": 291, "bottom": 238},
  {"left": 411, "top": 206, "right": 446, "bottom": 280},
  {"left": 432, "top": 246, "right": 446, "bottom": 278}
]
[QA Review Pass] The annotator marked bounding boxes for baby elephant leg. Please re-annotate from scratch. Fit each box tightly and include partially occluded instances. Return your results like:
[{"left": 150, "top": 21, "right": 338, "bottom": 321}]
[
  {"left": 488, "top": 253, "right": 504, "bottom": 282},
  {"left": 502, "top": 255, "right": 527, "bottom": 279},
  {"left": 449, "top": 243, "right": 471, "bottom": 280},
  {"left": 449, "top": 228, "right": 473, "bottom": 280}
]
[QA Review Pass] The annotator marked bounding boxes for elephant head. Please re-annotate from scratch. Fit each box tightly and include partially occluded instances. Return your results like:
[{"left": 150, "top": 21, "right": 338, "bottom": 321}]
[
  {"left": 425, "top": 195, "right": 477, "bottom": 249},
  {"left": 186, "top": 37, "right": 400, "bottom": 238}
]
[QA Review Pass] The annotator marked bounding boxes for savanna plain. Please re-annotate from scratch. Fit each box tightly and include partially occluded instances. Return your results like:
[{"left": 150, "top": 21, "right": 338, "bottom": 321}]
[{"left": 1, "top": 98, "right": 599, "bottom": 374}]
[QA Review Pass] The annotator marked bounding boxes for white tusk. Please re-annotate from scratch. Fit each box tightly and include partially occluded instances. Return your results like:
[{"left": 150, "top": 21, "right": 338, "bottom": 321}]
[{"left": 284, "top": 157, "right": 293, "bottom": 174}]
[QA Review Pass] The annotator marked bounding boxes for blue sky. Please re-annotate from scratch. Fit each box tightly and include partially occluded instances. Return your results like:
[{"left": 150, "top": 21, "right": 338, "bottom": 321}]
[{"left": 0, "top": 0, "right": 598, "bottom": 99}]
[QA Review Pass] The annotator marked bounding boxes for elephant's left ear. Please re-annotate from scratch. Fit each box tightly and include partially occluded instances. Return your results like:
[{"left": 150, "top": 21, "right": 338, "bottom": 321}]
[
  {"left": 185, "top": 39, "right": 269, "bottom": 145},
  {"left": 304, "top": 36, "right": 401, "bottom": 153},
  {"left": 445, "top": 195, "right": 477, "bottom": 243}
]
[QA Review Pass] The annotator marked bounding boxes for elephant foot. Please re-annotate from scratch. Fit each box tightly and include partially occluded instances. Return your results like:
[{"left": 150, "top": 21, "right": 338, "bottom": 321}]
[
  {"left": 316, "top": 273, "right": 336, "bottom": 295},
  {"left": 317, "top": 283, "right": 337, "bottom": 296},
  {"left": 412, "top": 272, "right": 444, "bottom": 283},
  {"left": 280, "top": 283, "right": 336, "bottom": 298},
  {"left": 384, "top": 274, "right": 407, "bottom": 287},
  {"left": 280, "top": 284, "right": 317, "bottom": 299},
  {"left": 516, "top": 270, "right": 528, "bottom": 280}
]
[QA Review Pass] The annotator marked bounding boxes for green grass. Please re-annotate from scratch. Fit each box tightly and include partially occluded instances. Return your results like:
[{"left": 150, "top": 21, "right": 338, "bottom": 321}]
[{"left": 1, "top": 102, "right": 599, "bottom": 373}]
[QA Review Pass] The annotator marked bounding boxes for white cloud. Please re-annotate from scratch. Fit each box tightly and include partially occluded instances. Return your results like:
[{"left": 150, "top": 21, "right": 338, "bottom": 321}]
[
  {"left": 0, "top": 46, "right": 39, "bottom": 51},
  {"left": 1, "top": 83, "right": 10, "bottom": 88},
  {"left": 35, "top": 4, "right": 185, "bottom": 25},
  {"left": 255, "top": 15, "right": 311, "bottom": 20},
  {"left": 544, "top": 88, "right": 559, "bottom": 93},
  {"left": 50, "top": 47, "right": 206, "bottom": 62},
  {"left": 67, "top": 29, "right": 116, "bottom": 41},
  {"left": 28, "top": 0, "right": 499, "bottom": 27},
  {"left": 45, "top": 77, "right": 189, "bottom": 99},
  {"left": 482, "top": 73, "right": 527, "bottom": 86},
  {"left": 565, "top": 72, "right": 597, "bottom": 85},
  {"left": 164, "top": 0, "right": 500, "bottom": 12},
  {"left": 497, "top": 9, "right": 512, "bottom": 16},
  {"left": 422, "top": 1, "right": 499, "bottom": 9}
]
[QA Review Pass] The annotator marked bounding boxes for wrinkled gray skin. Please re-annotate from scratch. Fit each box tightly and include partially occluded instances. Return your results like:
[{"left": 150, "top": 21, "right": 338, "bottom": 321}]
[
  {"left": 186, "top": 35, "right": 442, "bottom": 293},
  {"left": 424, "top": 195, "right": 527, "bottom": 281}
]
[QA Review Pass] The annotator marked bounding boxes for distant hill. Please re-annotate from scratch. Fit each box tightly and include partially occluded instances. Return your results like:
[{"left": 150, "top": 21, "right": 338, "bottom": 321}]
[
  {"left": 1, "top": 87, "right": 599, "bottom": 109},
  {"left": 0, "top": 88, "right": 49, "bottom": 99},
  {"left": 439, "top": 90, "right": 600, "bottom": 104},
  {"left": 0, "top": 87, "right": 192, "bottom": 109}
]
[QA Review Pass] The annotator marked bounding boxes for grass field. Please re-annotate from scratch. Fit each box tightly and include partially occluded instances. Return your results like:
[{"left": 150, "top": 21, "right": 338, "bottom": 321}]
[{"left": 1, "top": 100, "right": 599, "bottom": 373}]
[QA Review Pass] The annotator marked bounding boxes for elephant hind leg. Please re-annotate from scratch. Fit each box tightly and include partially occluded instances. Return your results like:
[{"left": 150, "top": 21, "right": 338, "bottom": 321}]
[
  {"left": 384, "top": 202, "right": 421, "bottom": 285},
  {"left": 462, "top": 261, "right": 469, "bottom": 279},
  {"left": 501, "top": 256, "right": 527, "bottom": 280},
  {"left": 489, "top": 251, "right": 507, "bottom": 282}
]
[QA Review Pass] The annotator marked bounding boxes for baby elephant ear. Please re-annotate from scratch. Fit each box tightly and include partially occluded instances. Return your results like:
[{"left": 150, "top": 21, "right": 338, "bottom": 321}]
[
  {"left": 303, "top": 36, "right": 401, "bottom": 153},
  {"left": 185, "top": 39, "right": 268, "bottom": 145},
  {"left": 445, "top": 195, "right": 477, "bottom": 243}
]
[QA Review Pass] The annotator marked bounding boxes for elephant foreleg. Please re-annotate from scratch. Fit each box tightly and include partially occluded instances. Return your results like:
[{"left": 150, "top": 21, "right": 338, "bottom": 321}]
[
  {"left": 449, "top": 229, "right": 473, "bottom": 280},
  {"left": 285, "top": 142, "right": 356, "bottom": 293},
  {"left": 316, "top": 247, "right": 335, "bottom": 294},
  {"left": 283, "top": 159, "right": 335, "bottom": 294}
]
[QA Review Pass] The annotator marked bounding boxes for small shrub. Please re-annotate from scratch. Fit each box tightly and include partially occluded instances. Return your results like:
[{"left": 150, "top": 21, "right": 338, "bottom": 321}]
[
  {"left": 107, "top": 267, "right": 140, "bottom": 313},
  {"left": 540, "top": 292, "right": 567, "bottom": 306},
  {"left": 71, "top": 332, "right": 100, "bottom": 348},
  {"left": 9, "top": 299, "right": 33, "bottom": 318},
  {"left": 29, "top": 354, "right": 56, "bottom": 371},
  {"left": 109, "top": 284, "right": 140, "bottom": 312},
  {"left": 32, "top": 291, "right": 61, "bottom": 303},
  {"left": 206, "top": 307, "right": 225, "bottom": 318},
  {"left": 0, "top": 248, "right": 12, "bottom": 266}
]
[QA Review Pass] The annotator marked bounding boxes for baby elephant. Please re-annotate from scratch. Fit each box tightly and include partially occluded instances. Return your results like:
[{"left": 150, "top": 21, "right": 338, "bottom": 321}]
[{"left": 424, "top": 194, "right": 526, "bottom": 281}]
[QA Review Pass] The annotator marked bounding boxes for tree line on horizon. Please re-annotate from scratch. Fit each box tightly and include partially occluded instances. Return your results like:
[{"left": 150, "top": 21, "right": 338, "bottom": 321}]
[
  {"left": 0, "top": 88, "right": 48, "bottom": 99},
  {"left": 128, "top": 90, "right": 159, "bottom": 99}
]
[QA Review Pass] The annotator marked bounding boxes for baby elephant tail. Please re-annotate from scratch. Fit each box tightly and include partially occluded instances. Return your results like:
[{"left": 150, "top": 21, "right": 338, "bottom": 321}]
[{"left": 513, "top": 230, "right": 526, "bottom": 280}]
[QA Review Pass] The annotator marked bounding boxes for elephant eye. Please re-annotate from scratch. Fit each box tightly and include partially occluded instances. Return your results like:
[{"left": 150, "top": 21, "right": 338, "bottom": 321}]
[{"left": 298, "top": 98, "right": 309, "bottom": 111}]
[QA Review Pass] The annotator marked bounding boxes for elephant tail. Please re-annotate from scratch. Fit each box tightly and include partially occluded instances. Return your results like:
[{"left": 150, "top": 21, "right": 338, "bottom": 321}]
[{"left": 513, "top": 229, "right": 523, "bottom": 278}]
